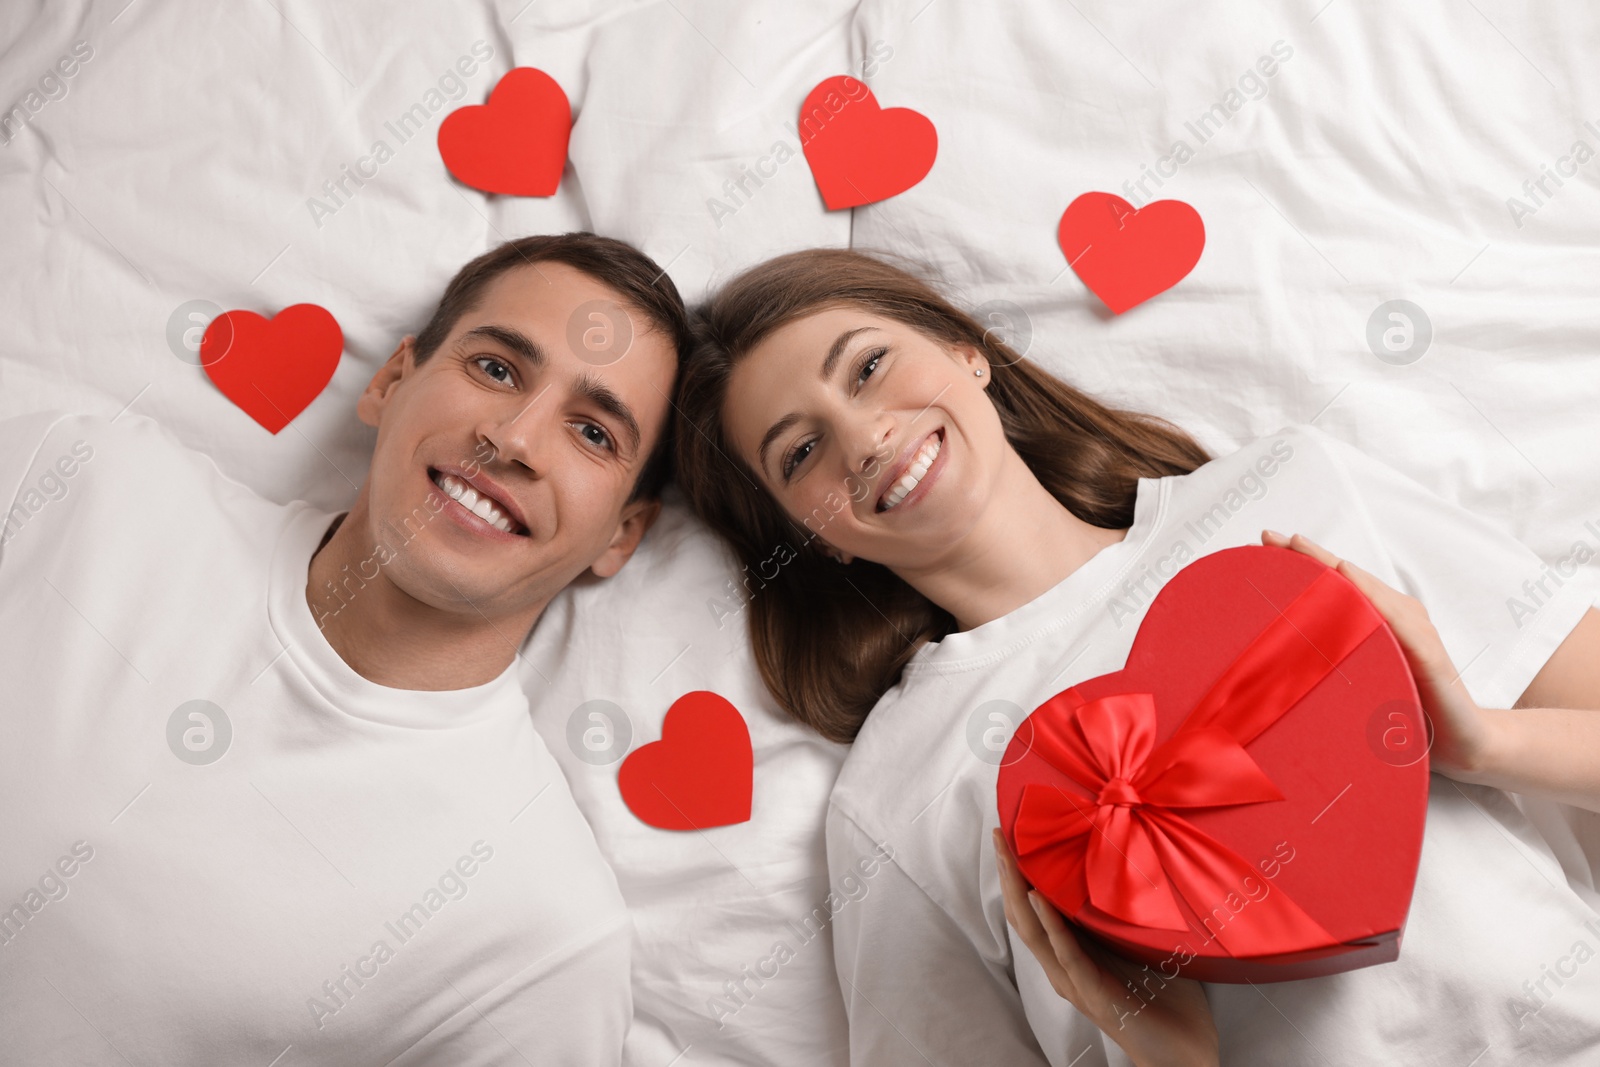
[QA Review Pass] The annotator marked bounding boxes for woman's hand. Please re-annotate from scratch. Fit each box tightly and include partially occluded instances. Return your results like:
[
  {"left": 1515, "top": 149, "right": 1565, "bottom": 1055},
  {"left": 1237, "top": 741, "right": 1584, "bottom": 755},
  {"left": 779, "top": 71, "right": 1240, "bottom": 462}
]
[
  {"left": 993, "top": 829, "right": 1219, "bottom": 1067},
  {"left": 1260, "top": 530, "right": 1496, "bottom": 780}
]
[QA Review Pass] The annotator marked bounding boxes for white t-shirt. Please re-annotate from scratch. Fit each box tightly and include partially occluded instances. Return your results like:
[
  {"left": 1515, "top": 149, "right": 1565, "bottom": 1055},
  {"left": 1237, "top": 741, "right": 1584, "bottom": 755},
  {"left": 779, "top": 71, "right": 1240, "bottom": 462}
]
[
  {"left": 827, "top": 424, "right": 1600, "bottom": 1067},
  {"left": 0, "top": 411, "right": 631, "bottom": 1065}
]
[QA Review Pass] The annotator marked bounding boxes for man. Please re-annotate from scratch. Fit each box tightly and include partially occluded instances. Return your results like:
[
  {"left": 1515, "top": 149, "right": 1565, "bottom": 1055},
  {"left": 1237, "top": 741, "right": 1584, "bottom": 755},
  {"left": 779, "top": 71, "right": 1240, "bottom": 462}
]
[{"left": 0, "top": 233, "right": 687, "bottom": 1064}]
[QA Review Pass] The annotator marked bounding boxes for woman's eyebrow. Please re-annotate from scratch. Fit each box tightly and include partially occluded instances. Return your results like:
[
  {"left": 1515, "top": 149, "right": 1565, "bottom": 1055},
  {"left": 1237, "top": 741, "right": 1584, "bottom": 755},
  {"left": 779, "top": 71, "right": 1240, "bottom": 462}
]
[
  {"left": 756, "top": 326, "right": 882, "bottom": 474},
  {"left": 758, "top": 413, "right": 802, "bottom": 474},
  {"left": 819, "top": 326, "right": 877, "bottom": 381}
]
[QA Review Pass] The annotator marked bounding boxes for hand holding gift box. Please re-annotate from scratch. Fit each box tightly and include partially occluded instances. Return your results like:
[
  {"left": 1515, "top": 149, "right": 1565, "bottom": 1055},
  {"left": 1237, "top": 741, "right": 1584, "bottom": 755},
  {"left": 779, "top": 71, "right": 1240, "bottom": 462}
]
[{"left": 998, "top": 543, "right": 1431, "bottom": 984}]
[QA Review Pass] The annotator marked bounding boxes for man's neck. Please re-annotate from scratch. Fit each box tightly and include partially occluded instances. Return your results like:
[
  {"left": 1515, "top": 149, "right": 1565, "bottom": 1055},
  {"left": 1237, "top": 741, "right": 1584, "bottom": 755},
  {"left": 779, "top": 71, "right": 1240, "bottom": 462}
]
[{"left": 305, "top": 511, "right": 541, "bottom": 691}]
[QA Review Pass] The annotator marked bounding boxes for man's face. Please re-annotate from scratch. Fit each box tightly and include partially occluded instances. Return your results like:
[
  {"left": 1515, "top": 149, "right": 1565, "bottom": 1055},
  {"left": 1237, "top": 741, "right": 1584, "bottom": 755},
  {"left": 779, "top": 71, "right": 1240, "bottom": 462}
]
[{"left": 352, "top": 261, "right": 676, "bottom": 621}]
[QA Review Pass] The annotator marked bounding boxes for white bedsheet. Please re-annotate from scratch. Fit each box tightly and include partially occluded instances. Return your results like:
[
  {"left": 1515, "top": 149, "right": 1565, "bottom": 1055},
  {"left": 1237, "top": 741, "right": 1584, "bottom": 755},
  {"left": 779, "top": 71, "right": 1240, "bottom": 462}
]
[{"left": 2, "top": 1, "right": 1597, "bottom": 1065}]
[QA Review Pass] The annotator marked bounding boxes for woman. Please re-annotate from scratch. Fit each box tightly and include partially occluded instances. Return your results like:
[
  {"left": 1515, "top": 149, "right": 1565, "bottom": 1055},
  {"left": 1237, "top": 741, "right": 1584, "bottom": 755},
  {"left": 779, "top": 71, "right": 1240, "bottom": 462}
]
[{"left": 674, "top": 248, "right": 1600, "bottom": 1066}]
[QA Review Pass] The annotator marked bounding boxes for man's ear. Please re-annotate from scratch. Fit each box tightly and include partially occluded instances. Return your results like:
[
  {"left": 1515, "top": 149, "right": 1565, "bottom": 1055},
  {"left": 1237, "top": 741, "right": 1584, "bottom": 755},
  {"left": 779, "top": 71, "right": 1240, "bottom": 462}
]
[
  {"left": 589, "top": 497, "right": 663, "bottom": 579},
  {"left": 357, "top": 336, "right": 418, "bottom": 428}
]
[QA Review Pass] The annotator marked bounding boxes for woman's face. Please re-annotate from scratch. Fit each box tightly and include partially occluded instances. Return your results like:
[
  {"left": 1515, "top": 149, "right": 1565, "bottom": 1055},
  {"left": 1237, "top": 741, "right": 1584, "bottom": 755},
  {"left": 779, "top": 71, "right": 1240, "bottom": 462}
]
[{"left": 723, "top": 306, "right": 1009, "bottom": 571}]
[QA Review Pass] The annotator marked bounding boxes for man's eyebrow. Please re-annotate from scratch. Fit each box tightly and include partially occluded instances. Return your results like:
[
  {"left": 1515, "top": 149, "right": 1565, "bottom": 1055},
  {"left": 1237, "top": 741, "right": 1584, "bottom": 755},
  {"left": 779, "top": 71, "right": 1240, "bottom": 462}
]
[
  {"left": 755, "top": 326, "right": 878, "bottom": 475},
  {"left": 459, "top": 325, "right": 640, "bottom": 457},
  {"left": 572, "top": 372, "right": 642, "bottom": 457},
  {"left": 457, "top": 324, "right": 547, "bottom": 368}
]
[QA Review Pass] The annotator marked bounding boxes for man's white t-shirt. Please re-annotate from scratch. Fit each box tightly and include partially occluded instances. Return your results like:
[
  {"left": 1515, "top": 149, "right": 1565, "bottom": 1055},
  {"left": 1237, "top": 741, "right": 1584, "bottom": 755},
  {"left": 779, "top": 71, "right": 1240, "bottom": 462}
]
[
  {"left": 827, "top": 424, "right": 1600, "bottom": 1067},
  {"left": 0, "top": 412, "right": 631, "bottom": 1065}
]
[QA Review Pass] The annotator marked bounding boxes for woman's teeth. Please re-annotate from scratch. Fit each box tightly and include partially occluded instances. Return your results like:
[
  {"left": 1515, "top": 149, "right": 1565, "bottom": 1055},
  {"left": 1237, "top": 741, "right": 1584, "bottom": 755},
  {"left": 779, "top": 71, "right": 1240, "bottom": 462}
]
[
  {"left": 432, "top": 472, "right": 518, "bottom": 534},
  {"left": 880, "top": 433, "right": 942, "bottom": 511}
]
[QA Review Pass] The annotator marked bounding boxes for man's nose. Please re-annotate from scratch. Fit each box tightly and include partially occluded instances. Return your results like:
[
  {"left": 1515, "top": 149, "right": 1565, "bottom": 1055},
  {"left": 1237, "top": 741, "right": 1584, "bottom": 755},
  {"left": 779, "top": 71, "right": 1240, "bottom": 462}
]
[{"left": 479, "top": 391, "right": 555, "bottom": 474}]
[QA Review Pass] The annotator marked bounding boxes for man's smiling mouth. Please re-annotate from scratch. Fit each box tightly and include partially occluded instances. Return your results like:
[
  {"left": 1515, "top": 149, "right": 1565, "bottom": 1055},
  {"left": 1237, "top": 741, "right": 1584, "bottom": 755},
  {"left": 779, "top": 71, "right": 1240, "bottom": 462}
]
[{"left": 428, "top": 468, "right": 528, "bottom": 536}]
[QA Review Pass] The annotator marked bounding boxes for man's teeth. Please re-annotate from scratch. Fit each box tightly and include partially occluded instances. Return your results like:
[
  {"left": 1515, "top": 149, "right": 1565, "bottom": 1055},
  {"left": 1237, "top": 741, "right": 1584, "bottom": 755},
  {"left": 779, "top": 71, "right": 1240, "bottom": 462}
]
[
  {"left": 881, "top": 434, "right": 942, "bottom": 511},
  {"left": 433, "top": 472, "right": 518, "bottom": 533}
]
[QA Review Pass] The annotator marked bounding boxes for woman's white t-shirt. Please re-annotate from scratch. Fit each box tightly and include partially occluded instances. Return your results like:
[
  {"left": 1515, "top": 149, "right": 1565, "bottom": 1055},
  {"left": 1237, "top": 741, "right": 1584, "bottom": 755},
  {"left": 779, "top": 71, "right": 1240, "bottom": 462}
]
[
  {"left": 827, "top": 424, "right": 1600, "bottom": 1067},
  {"left": 0, "top": 412, "right": 632, "bottom": 1065}
]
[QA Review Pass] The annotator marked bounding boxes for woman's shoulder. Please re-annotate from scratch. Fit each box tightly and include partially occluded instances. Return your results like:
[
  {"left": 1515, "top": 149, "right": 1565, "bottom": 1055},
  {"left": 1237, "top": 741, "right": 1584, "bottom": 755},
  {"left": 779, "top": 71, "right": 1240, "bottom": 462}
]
[
  {"left": 1166, "top": 423, "right": 1360, "bottom": 504},
  {"left": 831, "top": 666, "right": 993, "bottom": 813},
  {"left": 1196, "top": 422, "right": 1346, "bottom": 472}
]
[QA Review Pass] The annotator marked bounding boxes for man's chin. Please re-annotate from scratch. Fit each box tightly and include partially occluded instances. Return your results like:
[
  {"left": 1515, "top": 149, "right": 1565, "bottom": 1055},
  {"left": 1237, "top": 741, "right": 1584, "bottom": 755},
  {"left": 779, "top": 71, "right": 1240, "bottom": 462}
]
[{"left": 386, "top": 566, "right": 516, "bottom": 618}]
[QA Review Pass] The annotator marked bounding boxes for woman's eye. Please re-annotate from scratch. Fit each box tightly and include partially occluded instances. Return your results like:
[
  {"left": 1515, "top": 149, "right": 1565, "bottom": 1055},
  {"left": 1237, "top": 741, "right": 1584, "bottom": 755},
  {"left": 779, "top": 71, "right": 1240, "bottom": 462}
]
[
  {"left": 783, "top": 438, "right": 814, "bottom": 480},
  {"left": 474, "top": 356, "right": 513, "bottom": 384},
  {"left": 854, "top": 347, "right": 887, "bottom": 388},
  {"left": 576, "top": 422, "right": 614, "bottom": 452}
]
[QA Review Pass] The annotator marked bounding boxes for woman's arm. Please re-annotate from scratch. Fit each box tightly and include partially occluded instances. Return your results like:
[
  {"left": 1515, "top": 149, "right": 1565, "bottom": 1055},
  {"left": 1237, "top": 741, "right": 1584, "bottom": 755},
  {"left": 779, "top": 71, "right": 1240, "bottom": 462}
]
[
  {"left": 1481, "top": 607, "right": 1600, "bottom": 808},
  {"left": 1515, "top": 606, "right": 1600, "bottom": 709},
  {"left": 1264, "top": 531, "right": 1600, "bottom": 814}
]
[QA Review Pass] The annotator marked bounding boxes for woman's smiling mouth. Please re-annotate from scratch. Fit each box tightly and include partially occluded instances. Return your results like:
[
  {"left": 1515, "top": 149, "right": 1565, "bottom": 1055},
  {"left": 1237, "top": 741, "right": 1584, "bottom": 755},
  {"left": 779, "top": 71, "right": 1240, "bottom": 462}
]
[{"left": 877, "top": 428, "right": 944, "bottom": 513}]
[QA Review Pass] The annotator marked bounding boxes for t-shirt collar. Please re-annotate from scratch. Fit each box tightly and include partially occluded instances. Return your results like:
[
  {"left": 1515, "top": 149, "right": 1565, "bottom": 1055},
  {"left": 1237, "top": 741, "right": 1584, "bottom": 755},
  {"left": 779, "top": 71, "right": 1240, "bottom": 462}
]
[
  {"left": 266, "top": 503, "right": 526, "bottom": 728},
  {"left": 905, "top": 474, "right": 1169, "bottom": 672}
]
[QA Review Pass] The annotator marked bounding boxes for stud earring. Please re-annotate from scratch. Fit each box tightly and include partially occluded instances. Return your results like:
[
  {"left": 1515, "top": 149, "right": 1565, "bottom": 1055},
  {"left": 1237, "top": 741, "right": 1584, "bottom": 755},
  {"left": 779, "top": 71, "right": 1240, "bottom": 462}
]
[{"left": 974, "top": 368, "right": 985, "bottom": 377}]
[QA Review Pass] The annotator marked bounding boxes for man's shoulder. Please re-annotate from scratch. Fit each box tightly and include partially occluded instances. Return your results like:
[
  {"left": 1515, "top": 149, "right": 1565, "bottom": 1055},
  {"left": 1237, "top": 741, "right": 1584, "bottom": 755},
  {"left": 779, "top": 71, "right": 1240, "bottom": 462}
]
[
  {"left": 0, "top": 408, "right": 80, "bottom": 447},
  {"left": 1, "top": 410, "right": 287, "bottom": 566},
  {"left": 3, "top": 409, "right": 197, "bottom": 484},
  {"left": 0, "top": 408, "right": 86, "bottom": 487},
  {"left": 1, "top": 411, "right": 128, "bottom": 541},
  {"left": 6, "top": 410, "right": 276, "bottom": 502}
]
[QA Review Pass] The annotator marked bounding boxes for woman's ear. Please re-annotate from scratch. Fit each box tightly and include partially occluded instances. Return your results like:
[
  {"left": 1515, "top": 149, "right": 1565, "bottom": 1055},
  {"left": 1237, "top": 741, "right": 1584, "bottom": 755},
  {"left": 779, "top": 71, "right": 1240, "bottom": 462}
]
[
  {"left": 954, "top": 342, "right": 991, "bottom": 387},
  {"left": 820, "top": 543, "right": 855, "bottom": 565}
]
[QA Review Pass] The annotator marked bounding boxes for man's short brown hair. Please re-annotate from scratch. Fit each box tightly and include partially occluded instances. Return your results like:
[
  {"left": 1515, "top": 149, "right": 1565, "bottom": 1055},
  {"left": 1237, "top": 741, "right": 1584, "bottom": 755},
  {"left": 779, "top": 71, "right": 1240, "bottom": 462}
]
[{"left": 413, "top": 233, "right": 690, "bottom": 502}]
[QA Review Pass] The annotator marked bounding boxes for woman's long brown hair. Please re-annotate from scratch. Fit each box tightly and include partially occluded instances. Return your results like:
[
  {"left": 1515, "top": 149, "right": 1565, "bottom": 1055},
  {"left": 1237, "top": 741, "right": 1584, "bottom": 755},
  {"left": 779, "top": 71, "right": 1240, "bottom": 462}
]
[{"left": 674, "top": 248, "right": 1210, "bottom": 743}]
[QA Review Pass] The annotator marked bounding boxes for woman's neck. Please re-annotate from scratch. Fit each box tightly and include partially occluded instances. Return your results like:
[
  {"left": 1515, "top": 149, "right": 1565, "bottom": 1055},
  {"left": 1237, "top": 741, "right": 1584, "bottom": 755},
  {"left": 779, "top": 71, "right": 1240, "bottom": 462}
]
[{"left": 895, "top": 449, "right": 1129, "bottom": 632}]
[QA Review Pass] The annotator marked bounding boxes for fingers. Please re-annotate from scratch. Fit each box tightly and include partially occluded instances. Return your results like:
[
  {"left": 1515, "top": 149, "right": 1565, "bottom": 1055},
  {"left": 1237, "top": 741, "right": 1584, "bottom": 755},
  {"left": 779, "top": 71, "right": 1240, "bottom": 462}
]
[
  {"left": 1264, "top": 531, "right": 1409, "bottom": 611},
  {"left": 1263, "top": 530, "right": 1462, "bottom": 690},
  {"left": 994, "top": 830, "right": 1043, "bottom": 939},
  {"left": 995, "top": 832, "right": 1204, "bottom": 1043},
  {"left": 1263, "top": 529, "right": 1341, "bottom": 569},
  {"left": 1263, "top": 530, "right": 1348, "bottom": 571},
  {"left": 1028, "top": 889, "right": 1104, "bottom": 996},
  {"left": 997, "top": 831, "right": 1124, "bottom": 1010},
  {"left": 993, "top": 829, "right": 1024, "bottom": 931},
  {"left": 994, "top": 831, "right": 1076, "bottom": 997}
]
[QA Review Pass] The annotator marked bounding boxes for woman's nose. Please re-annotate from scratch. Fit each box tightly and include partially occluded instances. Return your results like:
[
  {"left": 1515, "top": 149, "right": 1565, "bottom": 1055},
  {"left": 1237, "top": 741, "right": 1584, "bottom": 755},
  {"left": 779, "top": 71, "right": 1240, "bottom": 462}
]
[{"left": 847, "top": 414, "right": 895, "bottom": 476}]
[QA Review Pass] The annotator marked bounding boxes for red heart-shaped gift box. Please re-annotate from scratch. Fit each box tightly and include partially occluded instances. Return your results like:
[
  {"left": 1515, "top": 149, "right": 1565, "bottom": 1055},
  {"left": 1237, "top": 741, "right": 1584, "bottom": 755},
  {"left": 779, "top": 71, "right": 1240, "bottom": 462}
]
[{"left": 998, "top": 545, "right": 1429, "bottom": 983}]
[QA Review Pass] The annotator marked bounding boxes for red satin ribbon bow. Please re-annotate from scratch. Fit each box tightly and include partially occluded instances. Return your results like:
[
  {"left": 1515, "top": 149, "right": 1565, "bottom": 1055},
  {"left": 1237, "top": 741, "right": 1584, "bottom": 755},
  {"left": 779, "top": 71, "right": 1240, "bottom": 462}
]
[{"left": 1011, "top": 566, "right": 1382, "bottom": 958}]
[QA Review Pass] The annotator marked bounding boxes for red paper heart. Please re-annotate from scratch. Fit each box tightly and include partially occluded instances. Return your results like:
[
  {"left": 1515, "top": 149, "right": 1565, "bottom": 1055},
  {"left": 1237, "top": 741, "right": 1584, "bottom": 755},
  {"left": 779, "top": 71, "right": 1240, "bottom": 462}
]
[
  {"left": 201, "top": 304, "right": 342, "bottom": 434},
  {"left": 437, "top": 67, "right": 571, "bottom": 197},
  {"left": 800, "top": 75, "right": 937, "bottom": 210},
  {"left": 619, "top": 691, "right": 753, "bottom": 830},
  {"left": 998, "top": 545, "right": 1429, "bottom": 983},
  {"left": 1057, "top": 192, "right": 1205, "bottom": 313}
]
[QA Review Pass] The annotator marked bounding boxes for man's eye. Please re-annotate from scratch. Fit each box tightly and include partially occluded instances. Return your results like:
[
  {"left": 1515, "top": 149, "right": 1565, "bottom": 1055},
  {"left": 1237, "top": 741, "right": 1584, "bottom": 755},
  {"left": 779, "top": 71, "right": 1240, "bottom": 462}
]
[
  {"left": 576, "top": 422, "right": 613, "bottom": 452},
  {"left": 783, "top": 438, "right": 814, "bottom": 480},
  {"left": 474, "top": 356, "right": 513, "bottom": 384}
]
